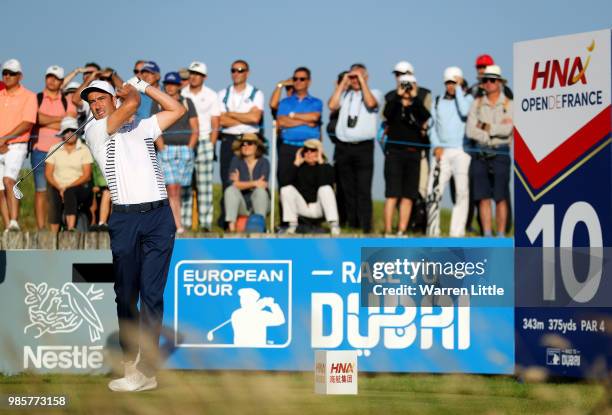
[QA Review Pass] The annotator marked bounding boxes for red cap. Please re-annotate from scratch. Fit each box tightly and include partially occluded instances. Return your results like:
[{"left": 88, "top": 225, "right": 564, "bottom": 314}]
[{"left": 475, "top": 54, "right": 494, "bottom": 67}]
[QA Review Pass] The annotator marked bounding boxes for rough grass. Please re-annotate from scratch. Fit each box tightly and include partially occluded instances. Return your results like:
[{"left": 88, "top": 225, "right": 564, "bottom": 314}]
[{"left": 0, "top": 371, "right": 608, "bottom": 415}]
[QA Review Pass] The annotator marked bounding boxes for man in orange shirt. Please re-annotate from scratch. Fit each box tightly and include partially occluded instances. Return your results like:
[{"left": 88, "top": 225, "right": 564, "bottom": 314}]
[
  {"left": 32, "top": 65, "right": 77, "bottom": 230},
  {"left": 0, "top": 59, "right": 37, "bottom": 231}
]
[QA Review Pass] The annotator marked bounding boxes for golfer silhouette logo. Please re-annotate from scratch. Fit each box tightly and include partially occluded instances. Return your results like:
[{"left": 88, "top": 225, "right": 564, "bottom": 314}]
[{"left": 206, "top": 288, "right": 286, "bottom": 347}]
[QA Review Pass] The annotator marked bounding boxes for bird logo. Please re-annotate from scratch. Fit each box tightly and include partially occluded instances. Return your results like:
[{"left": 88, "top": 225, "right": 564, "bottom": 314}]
[{"left": 24, "top": 282, "right": 104, "bottom": 343}]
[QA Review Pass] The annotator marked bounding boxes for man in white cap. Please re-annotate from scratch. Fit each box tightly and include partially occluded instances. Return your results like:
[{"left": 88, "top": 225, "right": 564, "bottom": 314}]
[
  {"left": 0, "top": 59, "right": 37, "bottom": 231},
  {"left": 32, "top": 65, "right": 77, "bottom": 230},
  {"left": 181, "top": 61, "right": 220, "bottom": 231},
  {"left": 81, "top": 77, "right": 185, "bottom": 391},
  {"left": 466, "top": 65, "right": 513, "bottom": 237},
  {"left": 427, "top": 66, "right": 474, "bottom": 237},
  {"left": 386, "top": 61, "right": 433, "bottom": 230},
  {"left": 391, "top": 61, "right": 432, "bottom": 110}
]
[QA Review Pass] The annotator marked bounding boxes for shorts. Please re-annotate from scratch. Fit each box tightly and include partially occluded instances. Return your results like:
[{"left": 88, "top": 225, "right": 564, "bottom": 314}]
[
  {"left": 31, "top": 149, "right": 48, "bottom": 192},
  {"left": 470, "top": 153, "right": 511, "bottom": 202},
  {"left": 158, "top": 145, "right": 194, "bottom": 186},
  {"left": 0, "top": 143, "right": 28, "bottom": 191},
  {"left": 384, "top": 147, "right": 421, "bottom": 199}
]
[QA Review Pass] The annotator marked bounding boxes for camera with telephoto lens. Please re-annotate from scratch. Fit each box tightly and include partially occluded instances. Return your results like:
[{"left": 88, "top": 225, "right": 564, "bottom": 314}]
[{"left": 347, "top": 115, "right": 358, "bottom": 128}]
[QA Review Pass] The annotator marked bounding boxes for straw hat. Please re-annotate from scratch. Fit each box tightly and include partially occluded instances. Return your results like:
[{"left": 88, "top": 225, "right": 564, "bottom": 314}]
[
  {"left": 302, "top": 139, "right": 327, "bottom": 161},
  {"left": 232, "top": 133, "right": 265, "bottom": 156}
]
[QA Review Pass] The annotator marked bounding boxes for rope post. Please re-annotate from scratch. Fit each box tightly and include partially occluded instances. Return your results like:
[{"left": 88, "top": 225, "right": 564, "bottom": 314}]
[{"left": 269, "top": 121, "right": 278, "bottom": 233}]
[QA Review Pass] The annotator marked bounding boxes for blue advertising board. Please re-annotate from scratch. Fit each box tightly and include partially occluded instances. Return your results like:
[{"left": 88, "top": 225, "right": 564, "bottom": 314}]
[{"left": 163, "top": 238, "right": 515, "bottom": 374}]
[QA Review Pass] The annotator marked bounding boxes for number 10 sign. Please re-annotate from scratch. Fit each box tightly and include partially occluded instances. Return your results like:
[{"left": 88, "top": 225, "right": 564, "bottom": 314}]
[{"left": 513, "top": 29, "right": 611, "bottom": 378}]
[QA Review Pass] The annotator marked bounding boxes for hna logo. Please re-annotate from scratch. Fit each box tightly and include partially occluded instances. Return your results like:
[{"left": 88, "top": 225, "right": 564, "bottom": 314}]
[
  {"left": 330, "top": 363, "right": 354, "bottom": 374},
  {"left": 531, "top": 40, "right": 594, "bottom": 90}
]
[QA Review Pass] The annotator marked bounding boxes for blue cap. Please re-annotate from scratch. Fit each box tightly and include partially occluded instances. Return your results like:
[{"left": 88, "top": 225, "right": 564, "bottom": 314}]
[
  {"left": 163, "top": 72, "right": 182, "bottom": 85},
  {"left": 142, "top": 61, "right": 160, "bottom": 74}
]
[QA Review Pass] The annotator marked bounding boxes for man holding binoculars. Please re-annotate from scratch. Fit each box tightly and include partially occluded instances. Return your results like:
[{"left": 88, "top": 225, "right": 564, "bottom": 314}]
[{"left": 328, "top": 63, "right": 382, "bottom": 233}]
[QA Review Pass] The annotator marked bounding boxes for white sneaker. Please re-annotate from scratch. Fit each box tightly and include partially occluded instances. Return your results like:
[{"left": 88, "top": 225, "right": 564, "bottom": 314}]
[
  {"left": 108, "top": 361, "right": 157, "bottom": 392},
  {"left": 8, "top": 220, "right": 20, "bottom": 231},
  {"left": 330, "top": 224, "right": 341, "bottom": 236}
]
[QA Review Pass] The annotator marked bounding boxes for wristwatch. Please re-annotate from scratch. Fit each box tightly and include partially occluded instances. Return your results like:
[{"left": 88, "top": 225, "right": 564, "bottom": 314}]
[{"left": 277, "top": 83, "right": 283, "bottom": 89}]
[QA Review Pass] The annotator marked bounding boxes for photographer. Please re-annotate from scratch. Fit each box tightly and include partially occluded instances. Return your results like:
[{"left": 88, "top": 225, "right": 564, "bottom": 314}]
[
  {"left": 382, "top": 74, "right": 430, "bottom": 235},
  {"left": 328, "top": 63, "right": 382, "bottom": 233}
]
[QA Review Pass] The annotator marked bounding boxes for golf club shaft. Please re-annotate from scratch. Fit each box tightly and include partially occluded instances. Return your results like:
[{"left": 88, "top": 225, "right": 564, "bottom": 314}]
[
  {"left": 208, "top": 318, "right": 232, "bottom": 335},
  {"left": 15, "top": 116, "right": 95, "bottom": 187}
]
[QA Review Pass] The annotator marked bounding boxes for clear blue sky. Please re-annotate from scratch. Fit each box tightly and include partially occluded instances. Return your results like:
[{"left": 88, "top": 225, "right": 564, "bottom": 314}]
[{"left": 3, "top": 0, "right": 610, "bottom": 199}]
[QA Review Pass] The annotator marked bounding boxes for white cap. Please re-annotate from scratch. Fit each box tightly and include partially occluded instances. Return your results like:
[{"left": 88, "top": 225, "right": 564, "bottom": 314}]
[
  {"left": 393, "top": 61, "right": 414, "bottom": 74},
  {"left": 398, "top": 74, "right": 417, "bottom": 84},
  {"left": 443, "top": 66, "right": 463, "bottom": 83},
  {"left": 2, "top": 59, "right": 22, "bottom": 73},
  {"left": 80, "top": 80, "right": 115, "bottom": 100},
  {"left": 188, "top": 61, "right": 207, "bottom": 76},
  {"left": 55, "top": 117, "right": 79, "bottom": 136},
  {"left": 63, "top": 81, "right": 81, "bottom": 92},
  {"left": 45, "top": 65, "right": 65, "bottom": 80},
  {"left": 482, "top": 65, "right": 505, "bottom": 81}
]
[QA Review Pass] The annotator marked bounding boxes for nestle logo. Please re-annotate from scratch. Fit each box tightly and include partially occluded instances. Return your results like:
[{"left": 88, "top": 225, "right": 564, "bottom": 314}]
[
  {"left": 330, "top": 362, "right": 354, "bottom": 374},
  {"left": 23, "top": 345, "right": 103, "bottom": 369}
]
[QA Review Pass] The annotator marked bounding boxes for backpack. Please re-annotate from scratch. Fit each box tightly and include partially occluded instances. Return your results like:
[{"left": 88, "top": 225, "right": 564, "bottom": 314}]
[
  {"left": 223, "top": 86, "right": 265, "bottom": 141},
  {"left": 245, "top": 214, "right": 266, "bottom": 233},
  {"left": 29, "top": 92, "right": 69, "bottom": 155}
]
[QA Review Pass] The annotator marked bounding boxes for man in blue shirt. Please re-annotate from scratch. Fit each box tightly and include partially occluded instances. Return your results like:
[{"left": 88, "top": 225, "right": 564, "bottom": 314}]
[
  {"left": 135, "top": 61, "right": 160, "bottom": 122},
  {"left": 276, "top": 67, "right": 322, "bottom": 188}
]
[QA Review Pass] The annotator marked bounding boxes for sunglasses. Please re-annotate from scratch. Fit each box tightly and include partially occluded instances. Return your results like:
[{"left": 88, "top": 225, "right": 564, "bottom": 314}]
[
  {"left": 2, "top": 70, "right": 19, "bottom": 77},
  {"left": 481, "top": 78, "right": 498, "bottom": 84},
  {"left": 303, "top": 147, "right": 318, "bottom": 153},
  {"left": 393, "top": 71, "right": 410, "bottom": 76},
  {"left": 444, "top": 80, "right": 457, "bottom": 85},
  {"left": 293, "top": 77, "right": 308, "bottom": 82},
  {"left": 83, "top": 71, "right": 94, "bottom": 77},
  {"left": 241, "top": 141, "right": 255, "bottom": 147},
  {"left": 231, "top": 67, "right": 247, "bottom": 74},
  {"left": 133, "top": 69, "right": 143, "bottom": 75},
  {"left": 476, "top": 65, "right": 487, "bottom": 70}
]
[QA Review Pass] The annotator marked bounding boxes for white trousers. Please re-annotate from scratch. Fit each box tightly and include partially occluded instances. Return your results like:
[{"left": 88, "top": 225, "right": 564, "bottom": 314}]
[
  {"left": 427, "top": 148, "right": 471, "bottom": 237},
  {"left": 280, "top": 185, "right": 339, "bottom": 223}
]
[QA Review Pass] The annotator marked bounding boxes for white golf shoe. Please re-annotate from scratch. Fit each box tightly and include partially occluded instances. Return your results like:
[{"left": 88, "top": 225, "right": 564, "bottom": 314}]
[{"left": 108, "top": 361, "right": 157, "bottom": 392}]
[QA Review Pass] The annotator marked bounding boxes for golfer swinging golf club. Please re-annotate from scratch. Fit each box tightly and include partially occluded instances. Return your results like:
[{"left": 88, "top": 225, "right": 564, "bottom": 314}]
[{"left": 81, "top": 77, "right": 185, "bottom": 392}]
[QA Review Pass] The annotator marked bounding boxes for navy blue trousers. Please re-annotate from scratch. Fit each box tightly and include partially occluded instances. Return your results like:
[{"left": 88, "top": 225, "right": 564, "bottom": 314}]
[{"left": 108, "top": 204, "right": 176, "bottom": 377}]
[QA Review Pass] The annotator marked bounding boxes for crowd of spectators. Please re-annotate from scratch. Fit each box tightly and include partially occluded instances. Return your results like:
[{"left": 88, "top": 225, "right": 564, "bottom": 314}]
[{"left": 0, "top": 54, "right": 513, "bottom": 236}]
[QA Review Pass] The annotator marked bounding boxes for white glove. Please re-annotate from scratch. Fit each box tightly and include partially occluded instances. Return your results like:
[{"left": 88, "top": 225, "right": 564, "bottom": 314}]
[{"left": 125, "top": 76, "right": 150, "bottom": 94}]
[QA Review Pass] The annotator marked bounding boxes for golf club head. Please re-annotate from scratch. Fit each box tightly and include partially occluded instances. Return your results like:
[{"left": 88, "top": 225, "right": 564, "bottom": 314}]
[
  {"left": 206, "top": 332, "right": 214, "bottom": 341},
  {"left": 12, "top": 184, "right": 23, "bottom": 200}
]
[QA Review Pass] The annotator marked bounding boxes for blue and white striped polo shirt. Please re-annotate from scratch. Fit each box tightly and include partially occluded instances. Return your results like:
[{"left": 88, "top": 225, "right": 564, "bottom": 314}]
[{"left": 84, "top": 115, "right": 167, "bottom": 205}]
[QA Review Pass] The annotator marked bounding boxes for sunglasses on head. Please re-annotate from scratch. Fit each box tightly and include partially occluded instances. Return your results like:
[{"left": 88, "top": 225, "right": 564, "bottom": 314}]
[
  {"left": 481, "top": 78, "right": 498, "bottom": 84},
  {"left": 293, "top": 76, "right": 308, "bottom": 82},
  {"left": 2, "top": 70, "right": 18, "bottom": 77},
  {"left": 231, "top": 67, "right": 247, "bottom": 74}
]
